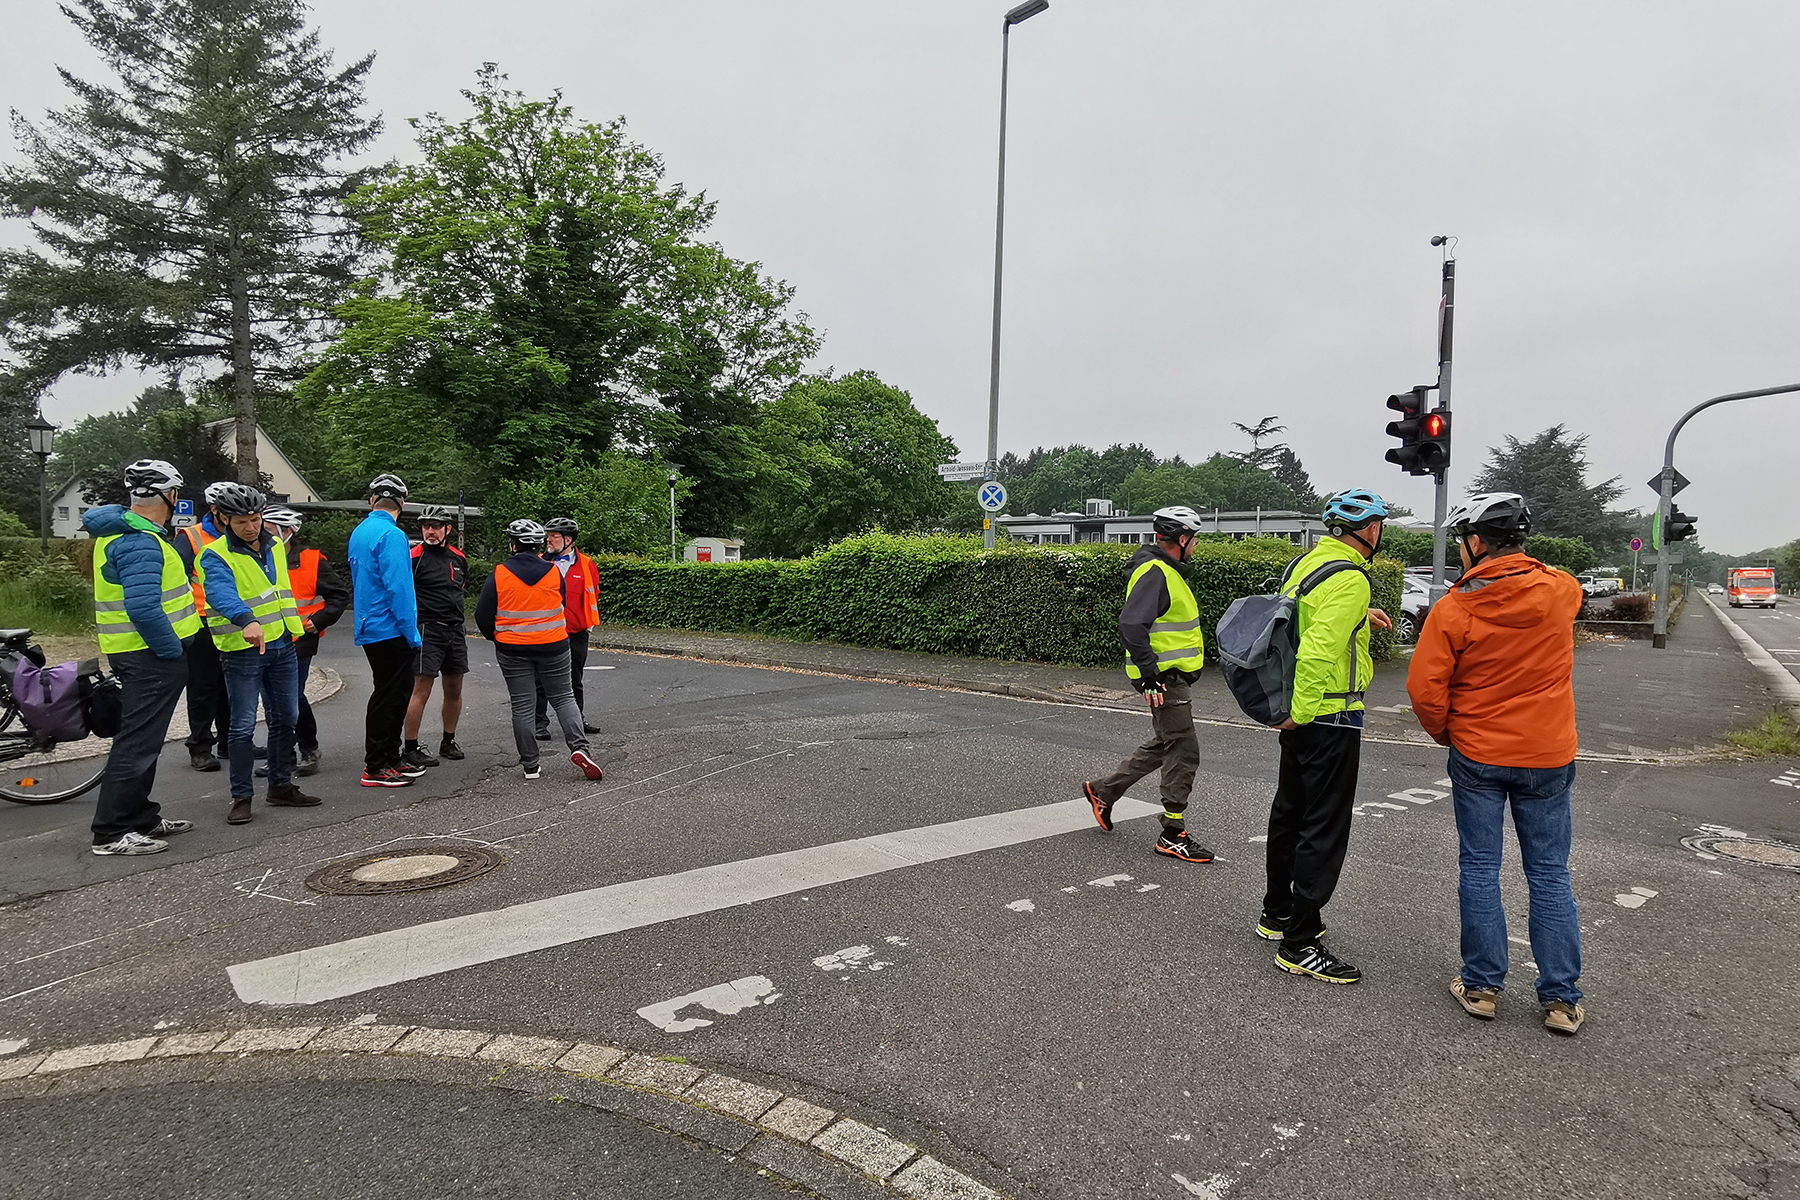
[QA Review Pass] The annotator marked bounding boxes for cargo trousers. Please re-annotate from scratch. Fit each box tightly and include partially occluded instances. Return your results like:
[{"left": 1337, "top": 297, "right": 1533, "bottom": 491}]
[{"left": 1089, "top": 676, "right": 1199, "bottom": 837}]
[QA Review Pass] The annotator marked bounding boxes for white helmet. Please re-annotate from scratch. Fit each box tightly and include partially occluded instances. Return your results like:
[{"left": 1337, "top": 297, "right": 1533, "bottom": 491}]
[
  {"left": 262, "top": 506, "right": 303, "bottom": 531},
  {"left": 1447, "top": 492, "right": 1532, "bottom": 541},
  {"left": 506, "top": 518, "right": 547, "bottom": 547},
  {"left": 123, "top": 459, "right": 184, "bottom": 497},
  {"left": 1151, "top": 506, "right": 1205, "bottom": 538}
]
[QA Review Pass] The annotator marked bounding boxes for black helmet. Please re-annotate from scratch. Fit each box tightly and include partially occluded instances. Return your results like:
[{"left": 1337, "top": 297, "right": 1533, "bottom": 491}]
[
  {"left": 124, "top": 459, "right": 184, "bottom": 498},
  {"left": 367, "top": 473, "right": 408, "bottom": 503},
  {"left": 1448, "top": 492, "right": 1532, "bottom": 543},
  {"left": 506, "top": 518, "right": 547, "bottom": 548},
  {"left": 210, "top": 482, "right": 266, "bottom": 516},
  {"left": 543, "top": 517, "right": 578, "bottom": 537},
  {"left": 417, "top": 504, "right": 452, "bottom": 526}
]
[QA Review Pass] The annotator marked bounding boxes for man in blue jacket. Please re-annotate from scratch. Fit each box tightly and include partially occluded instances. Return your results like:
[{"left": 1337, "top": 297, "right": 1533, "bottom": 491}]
[
  {"left": 347, "top": 473, "right": 422, "bottom": 788},
  {"left": 85, "top": 460, "right": 201, "bottom": 855}
]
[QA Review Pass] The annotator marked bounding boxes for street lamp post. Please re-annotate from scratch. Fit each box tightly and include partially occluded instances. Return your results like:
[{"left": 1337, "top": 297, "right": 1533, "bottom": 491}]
[
  {"left": 667, "top": 468, "right": 681, "bottom": 562},
  {"left": 983, "top": 0, "right": 1049, "bottom": 549},
  {"left": 25, "top": 408, "right": 57, "bottom": 552}
]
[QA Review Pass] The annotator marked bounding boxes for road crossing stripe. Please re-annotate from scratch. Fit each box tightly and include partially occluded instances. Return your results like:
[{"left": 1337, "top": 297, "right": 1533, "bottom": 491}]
[{"left": 227, "top": 797, "right": 1162, "bottom": 1005}]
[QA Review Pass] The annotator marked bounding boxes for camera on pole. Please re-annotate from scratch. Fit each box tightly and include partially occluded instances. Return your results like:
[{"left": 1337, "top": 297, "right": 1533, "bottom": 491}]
[{"left": 1384, "top": 385, "right": 1435, "bottom": 475}]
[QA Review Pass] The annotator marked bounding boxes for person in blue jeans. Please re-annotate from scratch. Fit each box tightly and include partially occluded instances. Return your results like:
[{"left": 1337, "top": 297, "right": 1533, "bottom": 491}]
[
  {"left": 199, "top": 483, "right": 322, "bottom": 826},
  {"left": 1407, "top": 493, "right": 1588, "bottom": 1035}
]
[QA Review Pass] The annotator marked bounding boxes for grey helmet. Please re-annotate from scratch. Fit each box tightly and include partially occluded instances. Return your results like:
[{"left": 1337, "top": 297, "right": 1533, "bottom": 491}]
[
  {"left": 506, "top": 518, "right": 547, "bottom": 548},
  {"left": 123, "top": 459, "right": 184, "bottom": 498},
  {"left": 416, "top": 504, "right": 452, "bottom": 527},
  {"left": 367, "top": 473, "right": 409, "bottom": 503},
  {"left": 543, "top": 516, "right": 578, "bottom": 537}
]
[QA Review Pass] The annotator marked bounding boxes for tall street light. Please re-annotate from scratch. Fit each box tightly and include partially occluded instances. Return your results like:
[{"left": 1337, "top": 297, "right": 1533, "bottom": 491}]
[
  {"left": 25, "top": 407, "right": 58, "bottom": 552},
  {"left": 983, "top": 0, "right": 1049, "bottom": 549}
]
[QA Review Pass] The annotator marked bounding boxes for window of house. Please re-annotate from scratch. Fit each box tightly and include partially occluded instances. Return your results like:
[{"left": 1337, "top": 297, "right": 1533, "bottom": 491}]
[{"left": 57, "top": 506, "right": 69, "bottom": 520}]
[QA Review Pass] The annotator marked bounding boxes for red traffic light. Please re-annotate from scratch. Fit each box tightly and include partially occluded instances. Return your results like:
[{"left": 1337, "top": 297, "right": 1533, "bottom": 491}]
[{"left": 1423, "top": 413, "right": 1446, "bottom": 438}]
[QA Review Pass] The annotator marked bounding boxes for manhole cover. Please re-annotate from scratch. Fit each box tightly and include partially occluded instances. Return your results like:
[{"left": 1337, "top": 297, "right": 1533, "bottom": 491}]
[
  {"left": 1681, "top": 834, "right": 1800, "bottom": 872},
  {"left": 305, "top": 845, "right": 504, "bottom": 895}
]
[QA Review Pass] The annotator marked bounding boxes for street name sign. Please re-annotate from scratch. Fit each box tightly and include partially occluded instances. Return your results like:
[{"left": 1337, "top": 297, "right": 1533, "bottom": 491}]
[
  {"left": 937, "top": 462, "right": 987, "bottom": 481},
  {"left": 977, "top": 481, "right": 1008, "bottom": 512}
]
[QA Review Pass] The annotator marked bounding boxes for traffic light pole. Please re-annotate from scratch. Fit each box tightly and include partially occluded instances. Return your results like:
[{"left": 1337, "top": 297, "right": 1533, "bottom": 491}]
[
  {"left": 1429, "top": 259, "right": 1455, "bottom": 602},
  {"left": 1651, "top": 381, "right": 1800, "bottom": 647}
]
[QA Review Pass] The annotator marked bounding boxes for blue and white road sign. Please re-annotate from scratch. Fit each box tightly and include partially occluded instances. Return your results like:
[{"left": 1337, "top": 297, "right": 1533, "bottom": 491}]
[
  {"left": 175, "top": 499, "right": 194, "bottom": 517},
  {"left": 977, "top": 481, "right": 1008, "bottom": 512}
]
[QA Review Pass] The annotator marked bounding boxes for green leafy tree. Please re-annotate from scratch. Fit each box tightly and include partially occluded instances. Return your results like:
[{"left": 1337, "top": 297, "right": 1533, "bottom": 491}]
[
  {"left": 482, "top": 452, "right": 676, "bottom": 559},
  {"left": 1113, "top": 454, "right": 1305, "bottom": 515},
  {"left": 1524, "top": 535, "right": 1597, "bottom": 575},
  {"left": 1267, "top": 446, "right": 1321, "bottom": 510},
  {"left": 301, "top": 67, "right": 814, "bottom": 510},
  {"left": 1470, "top": 426, "right": 1637, "bottom": 550},
  {"left": 1230, "top": 416, "right": 1288, "bottom": 468},
  {"left": 745, "top": 371, "right": 960, "bottom": 558},
  {"left": 0, "top": 0, "right": 380, "bottom": 484},
  {"left": 1378, "top": 527, "right": 1435, "bottom": 567}
]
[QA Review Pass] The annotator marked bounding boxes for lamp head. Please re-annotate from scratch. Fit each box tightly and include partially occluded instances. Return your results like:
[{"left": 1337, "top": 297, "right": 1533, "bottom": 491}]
[{"left": 1005, "top": 0, "right": 1049, "bottom": 24}]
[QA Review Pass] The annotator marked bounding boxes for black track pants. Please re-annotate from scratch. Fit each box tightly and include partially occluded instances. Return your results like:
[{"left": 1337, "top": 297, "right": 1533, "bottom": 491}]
[{"left": 1263, "top": 721, "right": 1362, "bottom": 948}]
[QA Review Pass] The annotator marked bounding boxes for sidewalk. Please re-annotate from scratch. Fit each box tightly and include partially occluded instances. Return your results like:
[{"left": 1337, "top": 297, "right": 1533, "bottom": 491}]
[{"left": 591, "top": 599, "right": 1774, "bottom": 760}]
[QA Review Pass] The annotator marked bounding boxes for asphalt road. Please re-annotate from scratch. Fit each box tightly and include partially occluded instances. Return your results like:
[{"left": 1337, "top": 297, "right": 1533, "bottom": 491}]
[
  {"left": 2, "top": 627, "right": 1798, "bottom": 1199},
  {"left": 1715, "top": 590, "right": 1800, "bottom": 685}
]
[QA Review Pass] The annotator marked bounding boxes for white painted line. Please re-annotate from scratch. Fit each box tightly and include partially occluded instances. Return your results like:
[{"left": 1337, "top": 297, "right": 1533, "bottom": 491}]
[
  {"left": 228, "top": 797, "right": 1161, "bottom": 1005},
  {"left": 1085, "top": 874, "right": 1133, "bottom": 888},
  {"left": 584, "top": 665, "right": 616, "bottom": 670},
  {"left": 1005, "top": 899, "right": 1035, "bottom": 912},
  {"left": 637, "top": 975, "right": 779, "bottom": 1033}
]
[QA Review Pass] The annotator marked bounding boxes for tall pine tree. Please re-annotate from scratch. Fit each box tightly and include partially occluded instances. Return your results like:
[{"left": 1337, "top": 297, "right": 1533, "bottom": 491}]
[{"left": 0, "top": 0, "right": 379, "bottom": 484}]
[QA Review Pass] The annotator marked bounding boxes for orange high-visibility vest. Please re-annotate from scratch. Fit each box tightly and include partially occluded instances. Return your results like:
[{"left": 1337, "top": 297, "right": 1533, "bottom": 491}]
[
  {"left": 178, "top": 523, "right": 221, "bottom": 617},
  {"left": 570, "top": 550, "right": 601, "bottom": 630},
  {"left": 493, "top": 563, "right": 568, "bottom": 646},
  {"left": 290, "top": 547, "right": 327, "bottom": 634}
]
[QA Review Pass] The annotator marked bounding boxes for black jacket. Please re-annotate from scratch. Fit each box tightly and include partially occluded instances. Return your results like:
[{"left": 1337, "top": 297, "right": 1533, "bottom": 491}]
[
  {"left": 475, "top": 552, "right": 567, "bottom": 658},
  {"left": 411, "top": 541, "right": 468, "bottom": 626}
]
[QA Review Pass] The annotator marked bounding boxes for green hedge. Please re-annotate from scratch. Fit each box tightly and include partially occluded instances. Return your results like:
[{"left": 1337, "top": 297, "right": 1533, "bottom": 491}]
[
  {"left": 594, "top": 533, "right": 1402, "bottom": 669},
  {"left": 0, "top": 537, "right": 95, "bottom": 578}
]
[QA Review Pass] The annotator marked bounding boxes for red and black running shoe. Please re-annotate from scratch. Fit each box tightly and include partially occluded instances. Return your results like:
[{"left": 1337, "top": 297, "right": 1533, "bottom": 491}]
[
  {"left": 360, "top": 766, "right": 414, "bottom": 788},
  {"left": 1084, "top": 782, "right": 1114, "bottom": 832}
]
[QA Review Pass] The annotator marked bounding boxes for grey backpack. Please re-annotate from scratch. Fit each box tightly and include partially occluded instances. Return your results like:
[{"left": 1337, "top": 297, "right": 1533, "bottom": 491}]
[{"left": 1214, "top": 555, "right": 1369, "bottom": 727}]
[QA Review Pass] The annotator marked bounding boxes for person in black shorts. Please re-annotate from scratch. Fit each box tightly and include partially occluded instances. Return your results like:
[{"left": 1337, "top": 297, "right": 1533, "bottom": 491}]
[{"left": 402, "top": 506, "right": 468, "bottom": 768}]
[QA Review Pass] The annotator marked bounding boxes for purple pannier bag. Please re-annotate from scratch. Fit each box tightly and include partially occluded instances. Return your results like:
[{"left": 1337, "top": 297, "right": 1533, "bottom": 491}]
[{"left": 9, "top": 657, "right": 94, "bottom": 744}]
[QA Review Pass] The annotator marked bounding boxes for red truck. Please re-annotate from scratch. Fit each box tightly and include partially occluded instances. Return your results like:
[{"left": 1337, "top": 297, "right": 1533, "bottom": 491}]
[{"left": 1727, "top": 567, "right": 1779, "bottom": 608}]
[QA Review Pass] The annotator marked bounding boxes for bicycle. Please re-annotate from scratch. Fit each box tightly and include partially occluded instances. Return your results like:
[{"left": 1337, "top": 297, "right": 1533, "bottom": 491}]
[{"left": 0, "top": 628, "right": 109, "bottom": 804}]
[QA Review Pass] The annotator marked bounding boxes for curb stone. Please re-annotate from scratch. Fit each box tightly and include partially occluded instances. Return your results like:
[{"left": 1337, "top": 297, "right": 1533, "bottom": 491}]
[{"left": 6, "top": 1024, "right": 1007, "bottom": 1200}]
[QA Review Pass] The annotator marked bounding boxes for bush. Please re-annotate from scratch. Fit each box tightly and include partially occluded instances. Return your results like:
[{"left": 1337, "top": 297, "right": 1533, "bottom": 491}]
[
  {"left": 0, "top": 557, "right": 95, "bottom": 634},
  {"left": 593, "top": 533, "right": 1403, "bottom": 668},
  {"left": 0, "top": 537, "right": 94, "bottom": 578},
  {"left": 1600, "top": 594, "right": 1651, "bottom": 621}
]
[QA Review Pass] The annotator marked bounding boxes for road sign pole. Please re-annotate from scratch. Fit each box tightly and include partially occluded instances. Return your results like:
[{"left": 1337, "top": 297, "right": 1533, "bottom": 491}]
[
  {"left": 1429, "top": 258, "right": 1454, "bottom": 603},
  {"left": 1651, "top": 380, "right": 1800, "bottom": 647}
]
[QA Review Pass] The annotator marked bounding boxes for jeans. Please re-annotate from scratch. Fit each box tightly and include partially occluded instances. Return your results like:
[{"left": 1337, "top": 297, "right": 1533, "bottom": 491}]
[
  {"left": 534, "top": 628, "right": 589, "bottom": 729},
  {"left": 182, "top": 630, "right": 231, "bottom": 755},
  {"left": 221, "top": 639, "right": 298, "bottom": 799},
  {"left": 1263, "top": 721, "right": 1362, "bottom": 950},
  {"left": 295, "top": 645, "right": 317, "bottom": 753},
  {"left": 498, "top": 643, "right": 588, "bottom": 768},
  {"left": 362, "top": 636, "right": 415, "bottom": 769},
  {"left": 1448, "top": 746, "right": 1583, "bottom": 1005},
  {"left": 92, "top": 643, "right": 189, "bottom": 843},
  {"left": 1090, "top": 675, "right": 1198, "bottom": 837}
]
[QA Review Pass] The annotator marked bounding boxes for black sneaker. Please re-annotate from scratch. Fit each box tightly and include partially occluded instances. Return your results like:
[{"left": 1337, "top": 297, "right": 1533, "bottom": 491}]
[
  {"left": 1083, "top": 782, "right": 1114, "bottom": 832},
  {"left": 189, "top": 749, "right": 222, "bottom": 773},
  {"left": 1275, "top": 941, "right": 1362, "bottom": 984},
  {"left": 1255, "top": 913, "right": 1327, "bottom": 942},
  {"left": 533, "top": 727, "right": 551, "bottom": 742},
  {"left": 396, "top": 760, "right": 429, "bottom": 779},
  {"left": 439, "top": 736, "right": 465, "bottom": 761},
  {"left": 1154, "top": 833, "right": 1214, "bottom": 863},
  {"left": 295, "top": 748, "right": 321, "bottom": 777},
  {"left": 403, "top": 745, "right": 440, "bottom": 769}
]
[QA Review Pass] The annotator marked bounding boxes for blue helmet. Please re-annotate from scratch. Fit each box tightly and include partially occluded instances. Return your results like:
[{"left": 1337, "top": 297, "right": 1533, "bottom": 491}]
[{"left": 1321, "top": 489, "right": 1389, "bottom": 532}]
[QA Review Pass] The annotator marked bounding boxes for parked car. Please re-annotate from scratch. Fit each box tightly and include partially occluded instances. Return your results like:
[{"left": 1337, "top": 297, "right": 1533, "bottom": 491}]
[
  {"left": 1397, "top": 574, "right": 1432, "bottom": 643},
  {"left": 1579, "top": 574, "right": 1624, "bottom": 598}
]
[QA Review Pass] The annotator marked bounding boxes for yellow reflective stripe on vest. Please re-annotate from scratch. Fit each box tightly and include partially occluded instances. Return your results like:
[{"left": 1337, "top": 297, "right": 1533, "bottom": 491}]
[
  {"left": 93, "top": 533, "right": 203, "bottom": 652},
  {"left": 1124, "top": 558, "right": 1205, "bottom": 680}
]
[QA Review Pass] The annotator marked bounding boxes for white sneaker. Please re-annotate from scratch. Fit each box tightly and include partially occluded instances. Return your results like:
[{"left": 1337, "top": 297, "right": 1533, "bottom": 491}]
[
  {"left": 92, "top": 831, "right": 170, "bottom": 856},
  {"left": 523, "top": 765, "right": 541, "bottom": 780}
]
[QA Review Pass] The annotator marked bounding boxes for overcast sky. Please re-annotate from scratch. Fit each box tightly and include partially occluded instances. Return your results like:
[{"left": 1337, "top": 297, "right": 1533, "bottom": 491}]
[{"left": 6, "top": 2, "right": 1800, "bottom": 553}]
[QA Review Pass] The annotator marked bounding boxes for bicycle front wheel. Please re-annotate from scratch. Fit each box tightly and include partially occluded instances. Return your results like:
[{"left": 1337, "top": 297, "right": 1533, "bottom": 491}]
[{"left": 0, "top": 736, "right": 108, "bottom": 805}]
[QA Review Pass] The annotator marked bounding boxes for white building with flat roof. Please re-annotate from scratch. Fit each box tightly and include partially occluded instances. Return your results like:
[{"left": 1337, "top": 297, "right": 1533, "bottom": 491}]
[{"left": 995, "top": 500, "right": 1325, "bottom": 549}]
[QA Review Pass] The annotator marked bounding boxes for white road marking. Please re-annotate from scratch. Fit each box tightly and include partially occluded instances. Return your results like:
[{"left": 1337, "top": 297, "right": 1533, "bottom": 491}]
[
  {"left": 813, "top": 944, "right": 895, "bottom": 973},
  {"left": 1388, "top": 787, "right": 1449, "bottom": 805},
  {"left": 1507, "top": 936, "right": 1532, "bottom": 946},
  {"left": 1172, "top": 1172, "right": 1233, "bottom": 1199},
  {"left": 0, "top": 1037, "right": 28, "bottom": 1055},
  {"left": 1136, "top": 883, "right": 1161, "bottom": 893},
  {"left": 1005, "top": 899, "right": 1035, "bottom": 912},
  {"left": 228, "top": 796, "right": 1161, "bottom": 1005},
  {"left": 584, "top": 665, "right": 616, "bottom": 670},
  {"left": 636, "top": 975, "right": 780, "bottom": 1033},
  {"left": 1613, "top": 886, "right": 1659, "bottom": 909},
  {"left": 1086, "top": 874, "right": 1133, "bottom": 888},
  {"left": 1247, "top": 835, "right": 1268, "bottom": 843},
  {"left": 1700, "top": 823, "right": 1748, "bottom": 838}
]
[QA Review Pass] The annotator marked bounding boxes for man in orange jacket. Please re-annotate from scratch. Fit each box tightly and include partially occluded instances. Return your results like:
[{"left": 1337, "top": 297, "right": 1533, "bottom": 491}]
[{"left": 1406, "top": 493, "right": 1588, "bottom": 1036}]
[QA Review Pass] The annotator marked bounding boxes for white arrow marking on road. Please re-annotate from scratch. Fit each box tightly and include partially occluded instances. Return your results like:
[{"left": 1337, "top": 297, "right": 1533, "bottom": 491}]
[{"left": 227, "top": 797, "right": 1161, "bottom": 1005}]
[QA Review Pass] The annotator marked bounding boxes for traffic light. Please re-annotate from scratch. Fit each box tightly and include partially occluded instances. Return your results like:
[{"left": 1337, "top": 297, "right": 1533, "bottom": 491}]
[
  {"left": 1665, "top": 507, "right": 1697, "bottom": 542},
  {"left": 1418, "top": 408, "right": 1452, "bottom": 472},
  {"left": 1385, "top": 385, "right": 1437, "bottom": 475}
]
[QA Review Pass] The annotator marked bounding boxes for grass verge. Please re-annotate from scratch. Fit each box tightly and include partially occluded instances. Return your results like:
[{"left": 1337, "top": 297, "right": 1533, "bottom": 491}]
[{"left": 1726, "top": 711, "right": 1800, "bottom": 757}]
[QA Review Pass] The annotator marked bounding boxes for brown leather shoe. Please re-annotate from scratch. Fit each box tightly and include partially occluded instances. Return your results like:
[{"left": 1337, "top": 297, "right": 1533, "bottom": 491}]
[
  {"left": 227, "top": 798, "right": 253, "bottom": 825},
  {"left": 1544, "top": 1001, "right": 1585, "bottom": 1036},
  {"left": 266, "top": 783, "right": 322, "bottom": 808},
  {"left": 1451, "top": 977, "right": 1498, "bottom": 1020}
]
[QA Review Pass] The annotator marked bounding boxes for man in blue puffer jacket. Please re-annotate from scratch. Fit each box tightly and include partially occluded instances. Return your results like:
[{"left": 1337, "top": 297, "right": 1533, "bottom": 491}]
[
  {"left": 83, "top": 460, "right": 201, "bottom": 856},
  {"left": 346, "top": 473, "right": 422, "bottom": 788}
]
